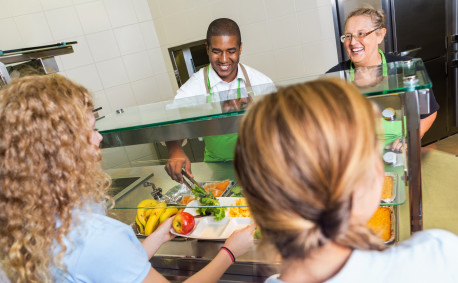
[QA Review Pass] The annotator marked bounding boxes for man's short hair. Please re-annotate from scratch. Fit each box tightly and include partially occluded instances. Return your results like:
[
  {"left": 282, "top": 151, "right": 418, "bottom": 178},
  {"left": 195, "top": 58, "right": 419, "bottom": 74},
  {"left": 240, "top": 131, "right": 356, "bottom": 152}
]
[{"left": 206, "top": 18, "right": 241, "bottom": 46}]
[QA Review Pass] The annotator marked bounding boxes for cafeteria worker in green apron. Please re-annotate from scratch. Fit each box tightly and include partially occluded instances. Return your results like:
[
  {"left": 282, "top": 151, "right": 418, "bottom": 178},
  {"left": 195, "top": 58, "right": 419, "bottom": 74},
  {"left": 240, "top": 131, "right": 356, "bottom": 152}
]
[
  {"left": 165, "top": 18, "right": 274, "bottom": 183},
  {"left": 326, "top": 7, "right": 439, "bottom": 151}
]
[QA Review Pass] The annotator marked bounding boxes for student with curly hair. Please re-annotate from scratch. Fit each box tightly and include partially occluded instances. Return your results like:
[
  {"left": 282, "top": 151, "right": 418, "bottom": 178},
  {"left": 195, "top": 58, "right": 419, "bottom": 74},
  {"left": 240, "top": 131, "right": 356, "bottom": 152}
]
[{"left": 0, "top": 74, "right": 254, "bottom": 283}]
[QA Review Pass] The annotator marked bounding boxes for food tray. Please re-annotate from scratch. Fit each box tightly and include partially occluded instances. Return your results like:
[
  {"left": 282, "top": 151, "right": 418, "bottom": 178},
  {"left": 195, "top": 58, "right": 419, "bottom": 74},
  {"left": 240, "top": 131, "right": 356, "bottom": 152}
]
[
  {"left": 170, "top": 216, "right": 253, "bottom": 240},
  {"left": 386, "top": 206, "right": 396, "bottom": 244},
  {"left": 367, "top": 206, "right": 395, "bottom": 244},
  {"left": 171, "top": 197, "right": 252, "bottom": 240},
  {"left": 132, "top": 222, "right": 147, "bottom": 238},
  {"left": 163, "top": 180, "right": 236, "bottom": 204},
  {"left": 221, "top": 183, "right": 243, "bottom": 197},
  {"left": 381, "top": 172, "right": 398, "bottom": 204}
]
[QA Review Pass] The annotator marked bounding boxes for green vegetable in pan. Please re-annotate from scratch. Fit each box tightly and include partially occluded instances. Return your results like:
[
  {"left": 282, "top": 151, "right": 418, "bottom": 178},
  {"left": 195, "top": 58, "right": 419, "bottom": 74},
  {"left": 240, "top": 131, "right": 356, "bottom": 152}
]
[{"left": 191, "top": 185, "right": 226, "bottom": 221}]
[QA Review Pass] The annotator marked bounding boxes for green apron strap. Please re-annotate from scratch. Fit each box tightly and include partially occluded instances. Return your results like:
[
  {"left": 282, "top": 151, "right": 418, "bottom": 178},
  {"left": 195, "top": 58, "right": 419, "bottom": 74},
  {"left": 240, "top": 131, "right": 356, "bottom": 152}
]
[
  {"left": 204, "top": 65, "right": 211, "bottom": 103},
  {"left": 205, "top": 64, "right": 247, "bottom": 102},
  {"left": 380, "top": 49, "right": 387, "bottom": 76},
  {"left": 350, "top": 49, "right": 387, "bottom": 81}
]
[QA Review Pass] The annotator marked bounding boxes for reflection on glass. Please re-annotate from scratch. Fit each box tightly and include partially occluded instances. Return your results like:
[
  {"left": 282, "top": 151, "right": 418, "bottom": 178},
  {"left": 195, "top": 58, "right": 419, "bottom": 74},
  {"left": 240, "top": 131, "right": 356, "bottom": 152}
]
[
  {"left": 220, "top": 96, "right": 253, "bottom": 113},
  {"left": 352, "top": 64, "right": 384, "bottom": 89}
]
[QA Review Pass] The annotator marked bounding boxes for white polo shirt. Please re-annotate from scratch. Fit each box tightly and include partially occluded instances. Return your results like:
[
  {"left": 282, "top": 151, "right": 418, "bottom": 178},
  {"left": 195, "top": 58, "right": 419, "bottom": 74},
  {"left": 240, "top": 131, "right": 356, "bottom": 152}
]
[{"left": 175, "top": 63, "right": 275, "bottom": 101}]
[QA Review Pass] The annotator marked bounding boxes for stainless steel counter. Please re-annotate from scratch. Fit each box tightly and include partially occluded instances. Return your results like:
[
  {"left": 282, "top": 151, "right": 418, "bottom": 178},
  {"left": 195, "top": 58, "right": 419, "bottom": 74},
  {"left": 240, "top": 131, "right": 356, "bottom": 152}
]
[{"left": 106, "top": 162, "right": 280, "bottom": 282}]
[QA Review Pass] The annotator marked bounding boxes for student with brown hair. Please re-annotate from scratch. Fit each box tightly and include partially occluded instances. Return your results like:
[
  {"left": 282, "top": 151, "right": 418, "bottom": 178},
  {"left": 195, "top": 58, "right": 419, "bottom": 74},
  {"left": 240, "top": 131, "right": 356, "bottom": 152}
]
[{"left": 234, "top": 78, "right": 458, "bottom": 282}]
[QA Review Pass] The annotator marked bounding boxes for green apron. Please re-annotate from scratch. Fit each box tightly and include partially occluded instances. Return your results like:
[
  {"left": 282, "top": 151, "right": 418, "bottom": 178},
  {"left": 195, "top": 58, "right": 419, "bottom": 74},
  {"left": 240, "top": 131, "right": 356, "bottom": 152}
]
[
  {"left": 351, "top": 50, "right": 402, "bottom": 146},
  {"left": 203, "top": 133, "right": 238, "bottom": 162},
  {"left": 381, "top": 119, "right": 404, "bottom": 147},
  {"left": 202, "top": 64, "right": 252, "bottom": 162}
]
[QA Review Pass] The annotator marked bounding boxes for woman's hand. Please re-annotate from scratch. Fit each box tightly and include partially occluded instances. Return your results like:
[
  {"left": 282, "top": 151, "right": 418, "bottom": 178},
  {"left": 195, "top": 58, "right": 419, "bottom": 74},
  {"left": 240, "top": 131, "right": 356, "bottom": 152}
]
[
  {"left": 153, "top": 217, "right": 176, "bottom": 244},
  {"left": 222, "top": 223, "right": 256, "bottom": 258},
  {"left": 142, "top": 217, "right": 176, "bottom": 258}
]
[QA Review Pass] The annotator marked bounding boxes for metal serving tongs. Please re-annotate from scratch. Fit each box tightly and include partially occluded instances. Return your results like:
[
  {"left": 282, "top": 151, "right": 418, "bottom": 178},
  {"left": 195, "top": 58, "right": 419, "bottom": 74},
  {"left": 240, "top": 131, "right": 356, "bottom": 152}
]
[{"left": 181, "top": 168, "right": 201, "bottom": 192}]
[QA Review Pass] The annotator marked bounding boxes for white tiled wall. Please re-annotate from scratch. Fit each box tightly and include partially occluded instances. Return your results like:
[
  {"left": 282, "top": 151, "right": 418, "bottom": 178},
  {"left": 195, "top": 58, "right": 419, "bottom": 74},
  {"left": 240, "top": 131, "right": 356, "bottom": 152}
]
[
  {"left": 148, "top": 0, "right": 339, "bottom": 86},
  {"left": 0, "top": 0, "right": 171, "bottom": 119},
  {"left": 0, "top": 0, "right": 339, "bottom": 169}
]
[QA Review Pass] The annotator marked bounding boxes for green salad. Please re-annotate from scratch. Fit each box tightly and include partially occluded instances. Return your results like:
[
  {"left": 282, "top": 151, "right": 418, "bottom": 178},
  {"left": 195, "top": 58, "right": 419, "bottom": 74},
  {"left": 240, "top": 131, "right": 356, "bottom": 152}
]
[{"left": 191, "top": 185, "right": 226, "bottom": 221}]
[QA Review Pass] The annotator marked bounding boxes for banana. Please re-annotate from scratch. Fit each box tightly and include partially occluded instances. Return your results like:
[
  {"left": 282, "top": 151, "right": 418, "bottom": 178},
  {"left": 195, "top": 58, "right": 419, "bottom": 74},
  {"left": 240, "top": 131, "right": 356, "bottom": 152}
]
[
  {"left": 144, "top": 202, "right": 167, "bottom": 235},
  {"left": 159, "top": 207, "right": 179, "bottom": 224},
  {"left": 135, "top": 215, "right": 145, "bottom": 234},
  {"left": 137, "top": 199, "right": 159, "bottom": 226},
  {"left": 145, "top": 208, "right": 154, "bottom": 218},
  {"left": 144, "top": 213, "right": 161, "bottom": 235}
]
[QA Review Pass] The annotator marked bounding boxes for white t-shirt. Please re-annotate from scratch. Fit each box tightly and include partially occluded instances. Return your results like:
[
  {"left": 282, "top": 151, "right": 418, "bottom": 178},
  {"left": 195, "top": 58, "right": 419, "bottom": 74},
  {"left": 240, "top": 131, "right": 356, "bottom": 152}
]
[
  {"left": 174, "top": 63, "right": 275, "bottom": 102},
  {"left": 266, "top": 229, "right": 458, "bottom": 283}
]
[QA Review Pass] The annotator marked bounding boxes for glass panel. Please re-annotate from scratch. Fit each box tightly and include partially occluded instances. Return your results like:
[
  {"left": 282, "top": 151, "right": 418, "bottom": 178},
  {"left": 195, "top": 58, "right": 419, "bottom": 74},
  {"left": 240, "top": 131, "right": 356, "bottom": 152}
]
[
  {"left": 370, "top": 94, "right": 407, "bottom": 206},
  {"left": 97, "top": 58, "right": 431, "bottom": 134},
  {"left": 324, "top": 58, "right": 432, "bottom": 96}
]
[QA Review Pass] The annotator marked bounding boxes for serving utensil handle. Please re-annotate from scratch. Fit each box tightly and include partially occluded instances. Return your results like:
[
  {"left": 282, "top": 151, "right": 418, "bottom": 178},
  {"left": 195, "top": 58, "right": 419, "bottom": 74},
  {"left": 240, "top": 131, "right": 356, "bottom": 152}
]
[{"left": 181, "top": 168, "right": 200, "bottom": 188}]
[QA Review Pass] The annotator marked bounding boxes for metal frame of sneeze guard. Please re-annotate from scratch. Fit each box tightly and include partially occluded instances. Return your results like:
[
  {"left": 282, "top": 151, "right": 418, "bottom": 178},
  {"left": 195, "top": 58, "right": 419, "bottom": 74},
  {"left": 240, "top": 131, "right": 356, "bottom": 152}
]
[{"left": 330, "top": 58, "right": 432, "bottom": 233}]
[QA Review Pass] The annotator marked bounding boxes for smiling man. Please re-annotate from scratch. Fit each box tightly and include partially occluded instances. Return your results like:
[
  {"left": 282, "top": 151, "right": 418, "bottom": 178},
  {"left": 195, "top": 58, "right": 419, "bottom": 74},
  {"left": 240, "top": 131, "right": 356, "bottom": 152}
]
[
  {"left": 165, "top": 18, "right": 274, "bottom": 183},
  {"left": 174, "top": 18, "right": 273, "bottom": 100}
]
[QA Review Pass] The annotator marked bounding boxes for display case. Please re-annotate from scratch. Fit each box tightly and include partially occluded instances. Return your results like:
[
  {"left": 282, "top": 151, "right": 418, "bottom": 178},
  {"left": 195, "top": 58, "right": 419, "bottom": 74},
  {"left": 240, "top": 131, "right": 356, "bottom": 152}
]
[{"left": 97, "top": 58, "right": 432, "bottom": 281}]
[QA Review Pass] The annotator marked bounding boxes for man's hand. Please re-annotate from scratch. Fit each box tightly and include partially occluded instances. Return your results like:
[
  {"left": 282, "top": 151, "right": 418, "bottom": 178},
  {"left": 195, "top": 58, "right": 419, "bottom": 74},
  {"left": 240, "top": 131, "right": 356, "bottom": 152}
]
[
  {"left": 385, "top": 138, "right": 407, "bottom": 153},
  {"left": 165, "top": 140, "right": 193, "bottom": 183}
]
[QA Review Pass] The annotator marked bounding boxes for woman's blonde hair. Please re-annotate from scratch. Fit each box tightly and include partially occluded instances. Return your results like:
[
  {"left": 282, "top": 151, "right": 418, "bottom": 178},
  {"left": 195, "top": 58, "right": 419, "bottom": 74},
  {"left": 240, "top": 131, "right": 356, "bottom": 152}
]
[
  {"left": 346, "top": 7, "right": 386, "bottom": 30},
  {"left": 234, "top": 78, "right": 385, "bottom": 260},
  {"left": 0, "top": 74, "right": 110, "bottom": 282}
]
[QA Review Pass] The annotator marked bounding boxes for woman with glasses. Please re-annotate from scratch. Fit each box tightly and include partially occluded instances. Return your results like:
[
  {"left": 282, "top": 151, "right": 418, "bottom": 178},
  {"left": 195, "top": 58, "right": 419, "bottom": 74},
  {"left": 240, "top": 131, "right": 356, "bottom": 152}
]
[{"left": 327, "top": 7, "right": 439, "bottom": 147}]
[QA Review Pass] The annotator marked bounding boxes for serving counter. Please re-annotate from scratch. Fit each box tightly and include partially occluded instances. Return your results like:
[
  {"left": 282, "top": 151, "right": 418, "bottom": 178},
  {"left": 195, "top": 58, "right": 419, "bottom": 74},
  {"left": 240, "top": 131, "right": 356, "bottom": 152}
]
[{"left": 97, "top": 59, "right": 433, "bottom": 281}]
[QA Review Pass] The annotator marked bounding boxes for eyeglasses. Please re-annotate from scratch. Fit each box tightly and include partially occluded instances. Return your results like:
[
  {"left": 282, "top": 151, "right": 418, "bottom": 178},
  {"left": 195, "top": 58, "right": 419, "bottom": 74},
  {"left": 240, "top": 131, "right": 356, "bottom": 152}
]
[{"left": 340, "top": 28, "right": 379, "bottom": 43}]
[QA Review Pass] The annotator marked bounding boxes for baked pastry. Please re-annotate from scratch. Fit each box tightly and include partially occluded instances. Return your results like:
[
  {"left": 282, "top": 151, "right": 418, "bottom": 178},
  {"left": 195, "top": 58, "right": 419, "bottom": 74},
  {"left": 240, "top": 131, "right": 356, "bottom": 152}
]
[
  {"left": 367, "top": 207, "right": 392, "bottom": 242},
  {"left": 381, "top": 176, "right": 393, "bottom": 200}
]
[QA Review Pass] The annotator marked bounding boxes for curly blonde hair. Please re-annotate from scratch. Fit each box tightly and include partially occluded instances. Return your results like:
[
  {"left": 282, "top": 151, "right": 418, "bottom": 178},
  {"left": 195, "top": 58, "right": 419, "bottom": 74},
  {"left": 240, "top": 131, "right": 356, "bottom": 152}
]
[
  {"left": 234, "top": 78, "right": 385, "bottom": 260},
  {"left": 0, "top": 74, "right": 110, "bottom": 282}
]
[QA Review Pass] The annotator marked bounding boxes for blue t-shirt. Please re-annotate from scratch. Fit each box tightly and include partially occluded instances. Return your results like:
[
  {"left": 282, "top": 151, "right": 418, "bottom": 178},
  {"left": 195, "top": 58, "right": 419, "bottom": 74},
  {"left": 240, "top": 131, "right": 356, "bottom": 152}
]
[{"left": 52, "top": 203, "right": 151, "bottom": 282}]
